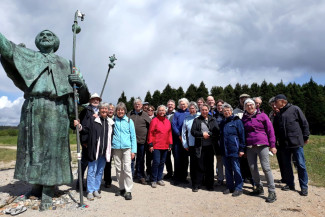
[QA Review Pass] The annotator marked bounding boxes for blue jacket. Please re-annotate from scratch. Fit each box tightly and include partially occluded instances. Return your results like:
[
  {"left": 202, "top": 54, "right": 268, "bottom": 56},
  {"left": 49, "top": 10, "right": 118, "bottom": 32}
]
[
  {"left": 172, "top": 108, "right": 190, "bottom": 137},
  {"left": 112, "top": 115, "right": 137, "bottom": 153},
  {"left": 219, "top": 115, "right": 245, "bottom": 157},
  {"left": 182, "top": 113, "right": 199, "bottom": 148}
]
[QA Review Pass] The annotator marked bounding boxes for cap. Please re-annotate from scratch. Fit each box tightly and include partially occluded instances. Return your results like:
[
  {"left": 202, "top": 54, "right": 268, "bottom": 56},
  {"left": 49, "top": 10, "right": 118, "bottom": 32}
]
[
  {"left": 90, "top": 93, "right": 102, "bottom": 101},
  {"left": 239, "top": 93, "right": 250, "bottom": 98},
  {"left": 143, "top": 102, "right": 149, "bottom": 105},
  {"left": 274, "top": 94, "right": 287, "bottom": 101}
]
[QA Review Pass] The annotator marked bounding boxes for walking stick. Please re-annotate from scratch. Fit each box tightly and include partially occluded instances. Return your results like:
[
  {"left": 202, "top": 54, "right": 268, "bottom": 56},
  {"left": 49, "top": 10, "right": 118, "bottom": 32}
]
[
  {"left": 100, "top": 54, "right": 117, "bottom": 98},
  {"left": 72, "top": 9, "right": 85, "bottom": 207}
]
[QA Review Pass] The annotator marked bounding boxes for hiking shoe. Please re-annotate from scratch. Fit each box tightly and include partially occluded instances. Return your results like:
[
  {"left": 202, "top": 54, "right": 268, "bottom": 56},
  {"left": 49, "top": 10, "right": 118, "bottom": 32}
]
[
  {"left": 124, "top": 192, "right": 132, "bottom": 200},
  {"left": 232, "top": 190, "right": 243, "bottom": 197},
  {"left": 87, "top": 192, "right": 94, "bottom": 201},
  {"left": 300, "top": 188, "right": 308, "bottom": 196},
  {"left": 93, "top": 191, "right": 101, "bottom": 199},
  {"left": 192, "top": 187, "right": 199, "bottom": 192},
  {"left": 250, "top": 185, "right": 264, "bottom": 196},
  {"left": 157, "top": 180, "right": 165, "bottom": 186},
  {"left": 151, "top": 182, "right": 157, "bottom": 188},
  {"left": 265, "top": 192, "right": 277, "bottom": 203},
  {"left": 223, "top": 189, "right": 234, "bottom": 195},
  {"left": 281, "top": 185, "right": 295, "bottom": 191},
  {"left": 115, "top": 189, "right": 126, "bottom": 197},
  {"left": 139, "top": 178, "right": 147, "bottom": 185}
]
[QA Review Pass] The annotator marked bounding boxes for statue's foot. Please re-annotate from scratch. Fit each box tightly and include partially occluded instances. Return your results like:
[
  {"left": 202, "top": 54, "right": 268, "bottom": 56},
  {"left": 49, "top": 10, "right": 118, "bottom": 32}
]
[{"left": 39, "top": 186, "right": 54, "bottom": 211}]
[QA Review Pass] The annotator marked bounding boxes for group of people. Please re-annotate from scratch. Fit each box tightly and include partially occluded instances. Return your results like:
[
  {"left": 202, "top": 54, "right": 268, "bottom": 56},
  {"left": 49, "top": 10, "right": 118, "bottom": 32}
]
[{"left": 74, "top": 92, "right": 310, "bottom": 204}]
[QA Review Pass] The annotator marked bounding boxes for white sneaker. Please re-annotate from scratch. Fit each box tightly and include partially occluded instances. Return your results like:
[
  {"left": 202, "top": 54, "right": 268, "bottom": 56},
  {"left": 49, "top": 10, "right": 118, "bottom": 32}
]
[
  {"left": 151, "top": 182, "right": 157, "bottom": 188},
  {"left": 87, "top": 192, "right": 94, "bottom": 201},
  {"left": 93, "top": 191, "right": 101, "bottom": 199},
  {"left": 157, "top": 180, "right": 165, "bottom": 186}
]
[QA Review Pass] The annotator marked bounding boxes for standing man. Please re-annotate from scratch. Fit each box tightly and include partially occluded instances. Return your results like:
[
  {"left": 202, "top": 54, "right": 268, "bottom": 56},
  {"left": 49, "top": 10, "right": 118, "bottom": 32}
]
[
  {"left": 77, "top": 93, "right": 102, "bottom": 191},
  {"left": 128, "top": 98, "right": 151, "bottom": 184},
  {"left": 273, "top": 94, "right": 310, "bottom": 196},
  {"left": 164, "top": 99, "right": 176, "bottom": 179},
  {"left": 206, "top": 96, "right": 216, "bottom": 116},
  {"left": 233, "top": 94, "right": 250, "bottom": 119}
]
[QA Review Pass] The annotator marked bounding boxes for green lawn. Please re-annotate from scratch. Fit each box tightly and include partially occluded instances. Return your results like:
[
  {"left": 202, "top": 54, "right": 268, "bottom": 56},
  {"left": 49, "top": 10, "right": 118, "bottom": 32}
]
[{"left": 0, "top": 149, "right": 16, "bottom": 163}]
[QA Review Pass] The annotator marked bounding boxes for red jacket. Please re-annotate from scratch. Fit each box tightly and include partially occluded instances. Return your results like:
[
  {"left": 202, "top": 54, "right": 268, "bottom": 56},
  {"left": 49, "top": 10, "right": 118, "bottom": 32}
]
[{"left": 147, "top": 116, "right": 173, "bottom": 150}]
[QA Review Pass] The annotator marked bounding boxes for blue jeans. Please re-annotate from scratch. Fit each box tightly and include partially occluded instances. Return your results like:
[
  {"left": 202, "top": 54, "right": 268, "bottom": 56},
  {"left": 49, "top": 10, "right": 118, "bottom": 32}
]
[
  {"left": 280, "top": 146, "right": 308, "bottom": 189},
  {"left": 151, "top": 149, "right": 168, "bottom": 182},
  {"left": 87, "top": 156, "right": 106, "bottom": 193},
  {"left": 223, "top": 156, "right": 243, "bottom": 191}
]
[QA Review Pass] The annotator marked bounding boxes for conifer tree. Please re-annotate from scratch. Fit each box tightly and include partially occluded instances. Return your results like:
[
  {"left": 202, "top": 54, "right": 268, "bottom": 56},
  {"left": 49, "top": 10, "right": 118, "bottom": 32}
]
[{"left": 185, "top": 84, "right": 197, "bottom": 101}]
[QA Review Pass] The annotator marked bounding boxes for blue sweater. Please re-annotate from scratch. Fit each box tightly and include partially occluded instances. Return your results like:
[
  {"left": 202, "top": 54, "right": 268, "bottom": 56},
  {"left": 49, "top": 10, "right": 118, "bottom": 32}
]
[
  {"left": 172, "top": 108, "right": 190, "bottom": 137},
  {"left": 112, "top": 115, "right": 137, "bottom": 153}
]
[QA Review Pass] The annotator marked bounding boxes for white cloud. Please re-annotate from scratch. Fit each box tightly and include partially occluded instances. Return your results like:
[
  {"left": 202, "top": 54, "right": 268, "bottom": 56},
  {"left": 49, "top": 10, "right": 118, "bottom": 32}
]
[{"left": 0, "top": 96, "right": 24, "bottom": 126}]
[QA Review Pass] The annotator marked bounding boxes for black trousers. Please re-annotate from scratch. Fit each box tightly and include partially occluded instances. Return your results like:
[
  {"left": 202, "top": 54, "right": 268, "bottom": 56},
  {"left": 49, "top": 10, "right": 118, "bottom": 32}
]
[
  {"left": 189, "top": 146, "right": 199, "bottom": 187},
  {"left": 196, "top": 145, "right": 214, "bottom": 188},
  {"left": 165, "top": 150, "right": 173, "bottom": 175},
  {"left": 240, "top": 155, "right": 252, "bottom": 181},
  {"left": 145, "top": 143, "right": 153, "bottom": 177},
  {"left": 104, "top": 160, "right": 112, "bottom": 185}
]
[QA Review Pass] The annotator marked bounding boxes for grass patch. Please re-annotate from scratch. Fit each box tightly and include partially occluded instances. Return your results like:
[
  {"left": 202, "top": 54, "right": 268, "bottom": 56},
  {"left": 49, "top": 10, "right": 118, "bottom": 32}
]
[
  {"left": 270, "top": 135, "right": 325, "bottom": 187},
  {"left": 0, "top": 136, "right": 18, "bottom": 145},
  {"left": 0, "top": 149, "right": 17, "bottom": 162}
]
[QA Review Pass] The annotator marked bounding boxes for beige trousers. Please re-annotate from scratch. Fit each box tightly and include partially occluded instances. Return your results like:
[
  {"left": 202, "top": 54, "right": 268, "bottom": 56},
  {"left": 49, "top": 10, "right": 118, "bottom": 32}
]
[{"left": 113, "top": 149, "right": 133, "bottom": 192}]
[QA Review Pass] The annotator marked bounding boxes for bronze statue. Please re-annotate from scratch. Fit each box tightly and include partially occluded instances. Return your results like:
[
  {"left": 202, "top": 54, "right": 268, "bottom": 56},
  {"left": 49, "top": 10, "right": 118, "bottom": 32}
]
[{"left": 0, "top": 30, "right": 90, "bottom": 210}]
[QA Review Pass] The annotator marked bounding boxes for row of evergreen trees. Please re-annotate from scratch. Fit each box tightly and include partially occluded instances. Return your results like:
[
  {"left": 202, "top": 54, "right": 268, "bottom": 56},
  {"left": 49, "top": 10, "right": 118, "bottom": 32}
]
[{"left": 117, "top": 78, "right": 325, "bottom": 135}]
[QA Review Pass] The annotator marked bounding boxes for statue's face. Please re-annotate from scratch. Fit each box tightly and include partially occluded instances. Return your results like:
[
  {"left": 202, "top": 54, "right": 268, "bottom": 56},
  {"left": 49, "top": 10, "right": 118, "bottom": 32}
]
[{"left": 38, "top": 30, "right": 55, "bottom": 50}]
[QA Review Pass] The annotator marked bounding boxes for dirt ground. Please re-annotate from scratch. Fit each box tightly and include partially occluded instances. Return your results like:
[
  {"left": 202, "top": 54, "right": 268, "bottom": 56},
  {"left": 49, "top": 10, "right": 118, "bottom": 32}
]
[{"left": 0, "top": 156, "right": 325, "bottom": 217}]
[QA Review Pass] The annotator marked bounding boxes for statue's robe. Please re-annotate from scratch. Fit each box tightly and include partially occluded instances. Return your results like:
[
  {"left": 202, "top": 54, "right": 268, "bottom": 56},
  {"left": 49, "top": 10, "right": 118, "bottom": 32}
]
[{"left": 1, "top": 43, "right": 85, "bottom": 185}]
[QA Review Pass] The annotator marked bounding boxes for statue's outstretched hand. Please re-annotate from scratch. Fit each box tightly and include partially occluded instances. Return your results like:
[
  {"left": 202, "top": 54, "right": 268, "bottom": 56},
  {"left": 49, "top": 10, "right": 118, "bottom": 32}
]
[{"left": 68, "top": 74, "right": 83, "bottom": 87}]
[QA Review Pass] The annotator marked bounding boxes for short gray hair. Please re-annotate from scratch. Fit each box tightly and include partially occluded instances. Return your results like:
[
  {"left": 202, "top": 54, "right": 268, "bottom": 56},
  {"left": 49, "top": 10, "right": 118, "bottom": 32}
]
[
  {"left": 99, "top": 102, "right": 110, "bottom": 109},
  {"left": 133, "top": 98, "right": 142, "bottom": 105},
  {"left": 178, "top": 98, "right": 189, "bottom": 109},
  {"left": 188, "top": 101, "right": 198, "bottom": 111},
  {"left": 115, "top": 102, "right": 127, "bottom": 113},
  {"left": 253, "top": 96, "right": 262, "bottom": 102},
  {"left": 167, "top": 99, "right": 175, "bottom": 105},
  {"left": 222, "top": 102, "right": 233, "bottom": 112},
  {"left": 157, "top": 105, "right": 167, "bottom": 111}
]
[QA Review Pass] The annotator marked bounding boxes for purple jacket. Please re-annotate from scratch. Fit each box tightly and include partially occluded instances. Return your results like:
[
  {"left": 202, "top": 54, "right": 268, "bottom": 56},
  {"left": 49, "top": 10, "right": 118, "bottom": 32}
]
[{"left": 242, "top": 109, "right": 276, "bottom": 148}]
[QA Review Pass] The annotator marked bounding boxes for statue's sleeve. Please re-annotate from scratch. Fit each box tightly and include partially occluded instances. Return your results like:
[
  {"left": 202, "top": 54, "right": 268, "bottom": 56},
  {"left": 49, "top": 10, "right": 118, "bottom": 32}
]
[{"left": 0, "top": 32, "right": 13, "bottom": 60}]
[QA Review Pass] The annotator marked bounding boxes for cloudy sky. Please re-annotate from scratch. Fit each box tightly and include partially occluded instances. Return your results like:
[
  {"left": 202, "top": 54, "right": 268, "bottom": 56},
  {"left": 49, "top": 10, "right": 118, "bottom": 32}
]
[{"left": 1, "top": 0, "right": 325, "bottom": 125}]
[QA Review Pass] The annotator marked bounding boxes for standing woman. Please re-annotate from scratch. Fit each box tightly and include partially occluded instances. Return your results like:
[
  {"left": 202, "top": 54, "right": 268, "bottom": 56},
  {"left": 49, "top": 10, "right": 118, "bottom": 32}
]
[
  {"left": 242, "top": 99, "right": 277, "bottom": 203},
  {"left": 172, "top": 98, "right": 190, "bottom": 184},
  {"left": 104, "top": 103, "right": 115, "bottom": 188},
  {"left": 112, "top": 102, "right": 137, "bottom": 200},
  {"left": 147, "top": 105, "right": 173, "bottom": 188},
  {"left": 77, "top": 102, "right": 114, "bottom": 201},
  {"left": 191, "top": 104, "right": 219, "bottom": 191},
  {"left": 181, "top": 102, "right": 200, "bottom": 192},
  {"left": 219, "top": 103, "right": 245, "bottom": 197}
]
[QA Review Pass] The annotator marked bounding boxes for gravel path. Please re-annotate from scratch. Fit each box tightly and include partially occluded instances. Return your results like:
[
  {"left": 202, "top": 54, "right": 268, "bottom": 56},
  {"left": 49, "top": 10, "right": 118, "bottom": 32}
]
[{"left": 0, "top": 154, "right": 324, "bottom": 217}]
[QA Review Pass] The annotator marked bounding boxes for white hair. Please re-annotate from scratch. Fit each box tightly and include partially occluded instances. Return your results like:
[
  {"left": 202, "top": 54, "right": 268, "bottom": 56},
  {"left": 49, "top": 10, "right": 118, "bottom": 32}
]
[{"left": 178, "top": 98, "right": 189, "bottom": 109}]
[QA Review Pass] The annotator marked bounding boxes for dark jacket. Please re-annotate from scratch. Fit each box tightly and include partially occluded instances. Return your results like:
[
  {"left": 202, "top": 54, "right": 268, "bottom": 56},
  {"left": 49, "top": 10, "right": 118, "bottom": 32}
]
[
  {"left": 274, "top": 103, "right": 310, "bottom": 148},
  {"left": 219, "top": 115, "right": 245, "bottom": 157},
  {"left": 79, "top": 105, "right": 96, "bottom": 144},
  {"left": 127, "top": 110, "right": 151, "bottom": 144},
  {"left": 191, "top": 115, "right": 220, "bottom": 156},
  {"left": 81, "top": 116, "right": 114, "bottom": 162}
]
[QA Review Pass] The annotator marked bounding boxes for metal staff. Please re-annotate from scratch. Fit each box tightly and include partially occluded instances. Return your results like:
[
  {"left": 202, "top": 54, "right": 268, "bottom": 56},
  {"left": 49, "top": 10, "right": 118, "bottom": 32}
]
[
  {"left": 72, "top": 9, "right": 85, "bottom": 207},
  {"left": 100, "top": 54, "right": 117, "bottom": 98}
]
